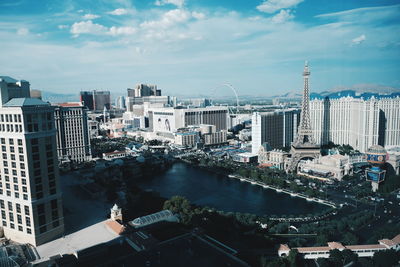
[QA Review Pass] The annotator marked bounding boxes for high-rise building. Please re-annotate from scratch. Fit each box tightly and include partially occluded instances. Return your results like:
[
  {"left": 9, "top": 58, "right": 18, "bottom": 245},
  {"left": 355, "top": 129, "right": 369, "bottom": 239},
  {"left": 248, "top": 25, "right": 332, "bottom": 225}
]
[
  {"left": 54, "top": 103, "right": 92, "bottom": 163},
  {"left": 251, "top": 109, "right": 300, "bottom": 154},
  {"left": 0, "top": 77, "right": 30, "bottom": 106},
  {"left": 115, "top": 96, "right": 126, "bottom": 110},
  {"left": 310, "top": 93, "right": 400, "bottom": 152},
  {"left": 92, "top": 90, "right": 111, "bottom": 112},
  {"left": 149, "top": 106, "right": 228, "bottom": 133},
  {"left": 128, "top": 84, "right": 160, "bottom": 98},
  {"left": 79, "top": 91, "right": 94, "bottom": 110},
  {"left": 0, "top": 76, "right": 64, "bottom": 246},
  {"left": 30, "top": 90, "right": 42, "bottom": 100}
]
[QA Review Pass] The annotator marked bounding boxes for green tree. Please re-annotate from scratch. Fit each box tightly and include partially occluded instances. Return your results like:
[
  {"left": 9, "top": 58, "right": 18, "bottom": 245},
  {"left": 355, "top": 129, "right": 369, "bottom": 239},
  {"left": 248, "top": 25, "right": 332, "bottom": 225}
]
[
  {"left": 287, "top": 249, "right": 302, "bottom": 267},
  {"left": 163, "top": 195, "right": 193, "bottom": 224},
  {"left": 373, "top": 249, "right": 400, "bottom": 267}
]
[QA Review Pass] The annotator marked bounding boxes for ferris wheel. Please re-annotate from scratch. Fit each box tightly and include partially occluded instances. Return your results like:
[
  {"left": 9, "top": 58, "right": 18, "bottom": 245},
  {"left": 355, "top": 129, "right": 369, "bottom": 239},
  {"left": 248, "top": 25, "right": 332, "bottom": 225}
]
[{"left": 210, "top": 83, "right": 240, "bottom": 116}]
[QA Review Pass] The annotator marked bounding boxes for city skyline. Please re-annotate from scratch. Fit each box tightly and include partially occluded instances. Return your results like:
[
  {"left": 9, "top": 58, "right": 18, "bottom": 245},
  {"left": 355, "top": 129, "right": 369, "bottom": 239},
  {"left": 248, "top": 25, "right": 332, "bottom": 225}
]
[{"left": 1, "top": 0, "right": 399, "bottom": 96}]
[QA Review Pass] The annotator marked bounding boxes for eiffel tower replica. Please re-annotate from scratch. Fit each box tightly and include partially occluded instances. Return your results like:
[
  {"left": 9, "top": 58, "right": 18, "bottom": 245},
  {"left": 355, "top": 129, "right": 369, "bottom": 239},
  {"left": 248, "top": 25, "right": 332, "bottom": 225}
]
[{"left": 287, "top": 61, "right": 320, "bottom": 172}]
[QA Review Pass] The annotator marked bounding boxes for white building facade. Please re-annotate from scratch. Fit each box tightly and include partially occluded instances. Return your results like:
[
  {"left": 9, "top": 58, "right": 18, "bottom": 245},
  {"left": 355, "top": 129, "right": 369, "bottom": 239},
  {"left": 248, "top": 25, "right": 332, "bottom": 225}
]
[
  {"left": 310, "top": 94, "right": 400, "bottom": 152},
  {"left": 0, "top": 77, "right": 64, "bottom": 246}
]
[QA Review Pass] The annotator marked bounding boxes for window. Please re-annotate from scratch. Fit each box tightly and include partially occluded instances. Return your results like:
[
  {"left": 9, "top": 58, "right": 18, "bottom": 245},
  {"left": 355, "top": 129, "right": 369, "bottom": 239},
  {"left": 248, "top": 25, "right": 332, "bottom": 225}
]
[
  {"left": 11, "top": 162, "right": 16, "bottom": 168},
  {"left": 13, "top": 177, "right": 17, "bottom": 183},
  {"left": 18, "top": 147, "right": 23, "bottom": 154},
  {"left": 10, "top": 147, "right": 14, "bottom": 153},
  {"left": 23, "top": 194, "right": 28, "bottom": 200},
  {"left": 0, "top": 200, "right": 4, "bottom": 209},
  {"left": 51, "top": 200, "right": 57, "bottom": 209},
  {"left": 50, "top": 188, "right": 56, "bottom": 195},
  {"left": 22, "top": 186, "right": 27, "bottom": 193},
  {"left": 20, "top": 163, "right": 25, "bottom": 169},
  {"left": 26, "top": 217, "right": 31, "bottom": 226},
  {"left": 10, "top": 154, "right": 15, "bottom": 160},
  {"left": 12, "top": 170, "right": 17, "bottom": 176},
  {"left": 21, "top": 171, "right": 25, "bottom": 177},
  {"left": 17, "top": 139, "right": 22, "bottom": 146},
  {"left": 24, "top": 206, "right": 29, "bottom": 215},
  {"left": 3, "top": 161, "right": 7, "bottom": 167},
  {"left": 9, "top": 212, "right": 14, "bottom": 222},
  {"left": 39, "top": 214, "right": 46, "bottom": 226},
  {"left": 16, "top": 204, "right": 20, "bottom": 213},
  {"left": 14, "top": 192, "right": 19, "bottom": 198},
  {"left": 35, "top": 185, "right": 42, "bottom": 192},
  {"left": 17, "top": 215, "right": 22, "bottom": 224},
  {"left": 8, "top": 139, "right": 13, "bottom": 145},
  {"left": 27, "top": 228, "right": 31, "bottom": 234},
  {"left": 6, "top": 183, "right": 10, "bottom": 189},
  {"left": 1, "top": 211, "right": 5, "bottom": 219},
  {"left": 7, "top": 202, "right": 12, "bottom": 210},
  {"left": 13, "top": 185, "right": 18, "bottom": 191},
  {"left": 10, "top": 223, "right": 14, "bottom": 229},
  {"left": 21, "top": 179, "right": 26, "bottom": 185},
  {"left": 2, "top": 221, "right": 6, "bottom": 227},
  {"left": 18, "top": 226, "right": 23, "bottom": 232},
  {"left": 53, "top": 220, "right": 59, "bottom": 228},
  {"left": 39, "top": 226, "right": 46, "bottom": 234},
  {"left": 37, "top": 192, "right": 43, "bottom": 199},
  {"left": 1, "top": 146, "right": 5, "bottom": 152},
  {"left": 19, "top": 155, "right": 24, "bottom": 161},
  {"left": 52, "top": 209, "right": 58, "bottom": 220},
  {"left": 37, "top": 204, "right": 45, "bottom": 215},
  {"left": 2, "top": 153, "right": 6, "bottom": 159}
]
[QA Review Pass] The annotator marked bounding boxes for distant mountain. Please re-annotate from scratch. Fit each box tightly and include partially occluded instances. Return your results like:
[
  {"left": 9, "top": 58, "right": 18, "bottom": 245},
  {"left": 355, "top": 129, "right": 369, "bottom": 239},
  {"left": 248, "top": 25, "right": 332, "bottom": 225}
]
[
  {"left": 319, "top": 84, "right": 400, "bottom": 96},
  {"left": 41, "top": 91, "right": 78, "bottom": 103},
  {"left": 273, "top": 84, "right": 400, "bottom": 99}
]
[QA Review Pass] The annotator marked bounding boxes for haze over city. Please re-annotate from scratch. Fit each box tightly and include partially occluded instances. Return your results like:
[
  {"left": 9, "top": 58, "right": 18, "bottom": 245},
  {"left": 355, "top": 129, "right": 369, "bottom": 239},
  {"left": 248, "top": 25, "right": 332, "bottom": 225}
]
[
  {"left": 1, "top": 0, "right": 400, "bottom": 96},
  {"left": 0, "top": 1, "right": 400, "bottom": 266}
]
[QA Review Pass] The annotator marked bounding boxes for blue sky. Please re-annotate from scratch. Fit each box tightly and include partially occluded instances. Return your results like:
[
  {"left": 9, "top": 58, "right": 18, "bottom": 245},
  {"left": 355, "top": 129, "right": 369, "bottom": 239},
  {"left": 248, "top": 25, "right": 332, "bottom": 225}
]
[{"left": 0, "top": 0, "right": 399, "bottom": 97}]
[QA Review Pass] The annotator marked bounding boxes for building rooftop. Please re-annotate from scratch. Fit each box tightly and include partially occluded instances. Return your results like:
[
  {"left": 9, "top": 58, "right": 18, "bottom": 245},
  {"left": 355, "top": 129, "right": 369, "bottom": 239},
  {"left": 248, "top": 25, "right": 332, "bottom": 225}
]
[
  {"left": 56, "top": 102, "right": 83, "bottom": 107},
  {"left": 0, "top": 76, "right": 18, "bottom": 83},
  {"left": 3, "top": 98, "right": 49, "bottom": 107}
]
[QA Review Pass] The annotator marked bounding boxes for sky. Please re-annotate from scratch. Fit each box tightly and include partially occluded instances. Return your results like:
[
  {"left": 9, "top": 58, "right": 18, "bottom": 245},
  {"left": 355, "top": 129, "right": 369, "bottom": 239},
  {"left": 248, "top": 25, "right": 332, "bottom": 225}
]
[{"left": 0, "top": 0, "right": 399, "bottom": 97}]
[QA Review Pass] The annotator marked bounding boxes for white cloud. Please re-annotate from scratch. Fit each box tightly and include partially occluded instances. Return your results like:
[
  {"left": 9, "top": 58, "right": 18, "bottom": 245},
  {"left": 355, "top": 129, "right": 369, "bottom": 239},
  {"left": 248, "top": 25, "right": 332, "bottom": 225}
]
[
  {"left": 82, "top": 13, "right": 100, "bottom": 20},
  {"left": 271, "top": 9, "right": 293, "bottom": 23},
  {"left": 77, "top": 9, "right": 84, "bottom": 13},
  {"left": 70, "top": 21, "right": 136, "bottom": 37},
  {"left": 315, "top": 4, "right": 400, "bottom": 27},
  {"left": 17, "top": 28, "right": 29, "bottom": 35},
  {"left": 58, "top": 25, "right": 69, "bottom": 29},
  {"left": 351, "top": 34, "right": 366, "bottom": 45},
  {"left": 192, "top": 11, "right": 205, "bottom": 20},
  {"left": 155, "top": 0, "right": 184, "bottom": 8},
  {"left": 70, "top": 20, "right": 107, "bottom": 36},
  {"left": 109, "top": 26, "right": 136, "bottom": 36},
  {"left": 108, "top": 8, "right": 129, "bottom": 16},
  {"left": 257, "top": 0, "right": 303, "bottom": 13},
  {"left": 141, "top": 9, "right": 191, "bottom": 29}
]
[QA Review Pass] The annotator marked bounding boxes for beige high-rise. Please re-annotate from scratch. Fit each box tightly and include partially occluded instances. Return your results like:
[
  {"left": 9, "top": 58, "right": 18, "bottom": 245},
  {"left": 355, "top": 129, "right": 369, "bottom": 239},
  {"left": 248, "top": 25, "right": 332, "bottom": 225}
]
[{"left": 0, "top": 76, "right": 64, "bottom": 246}]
